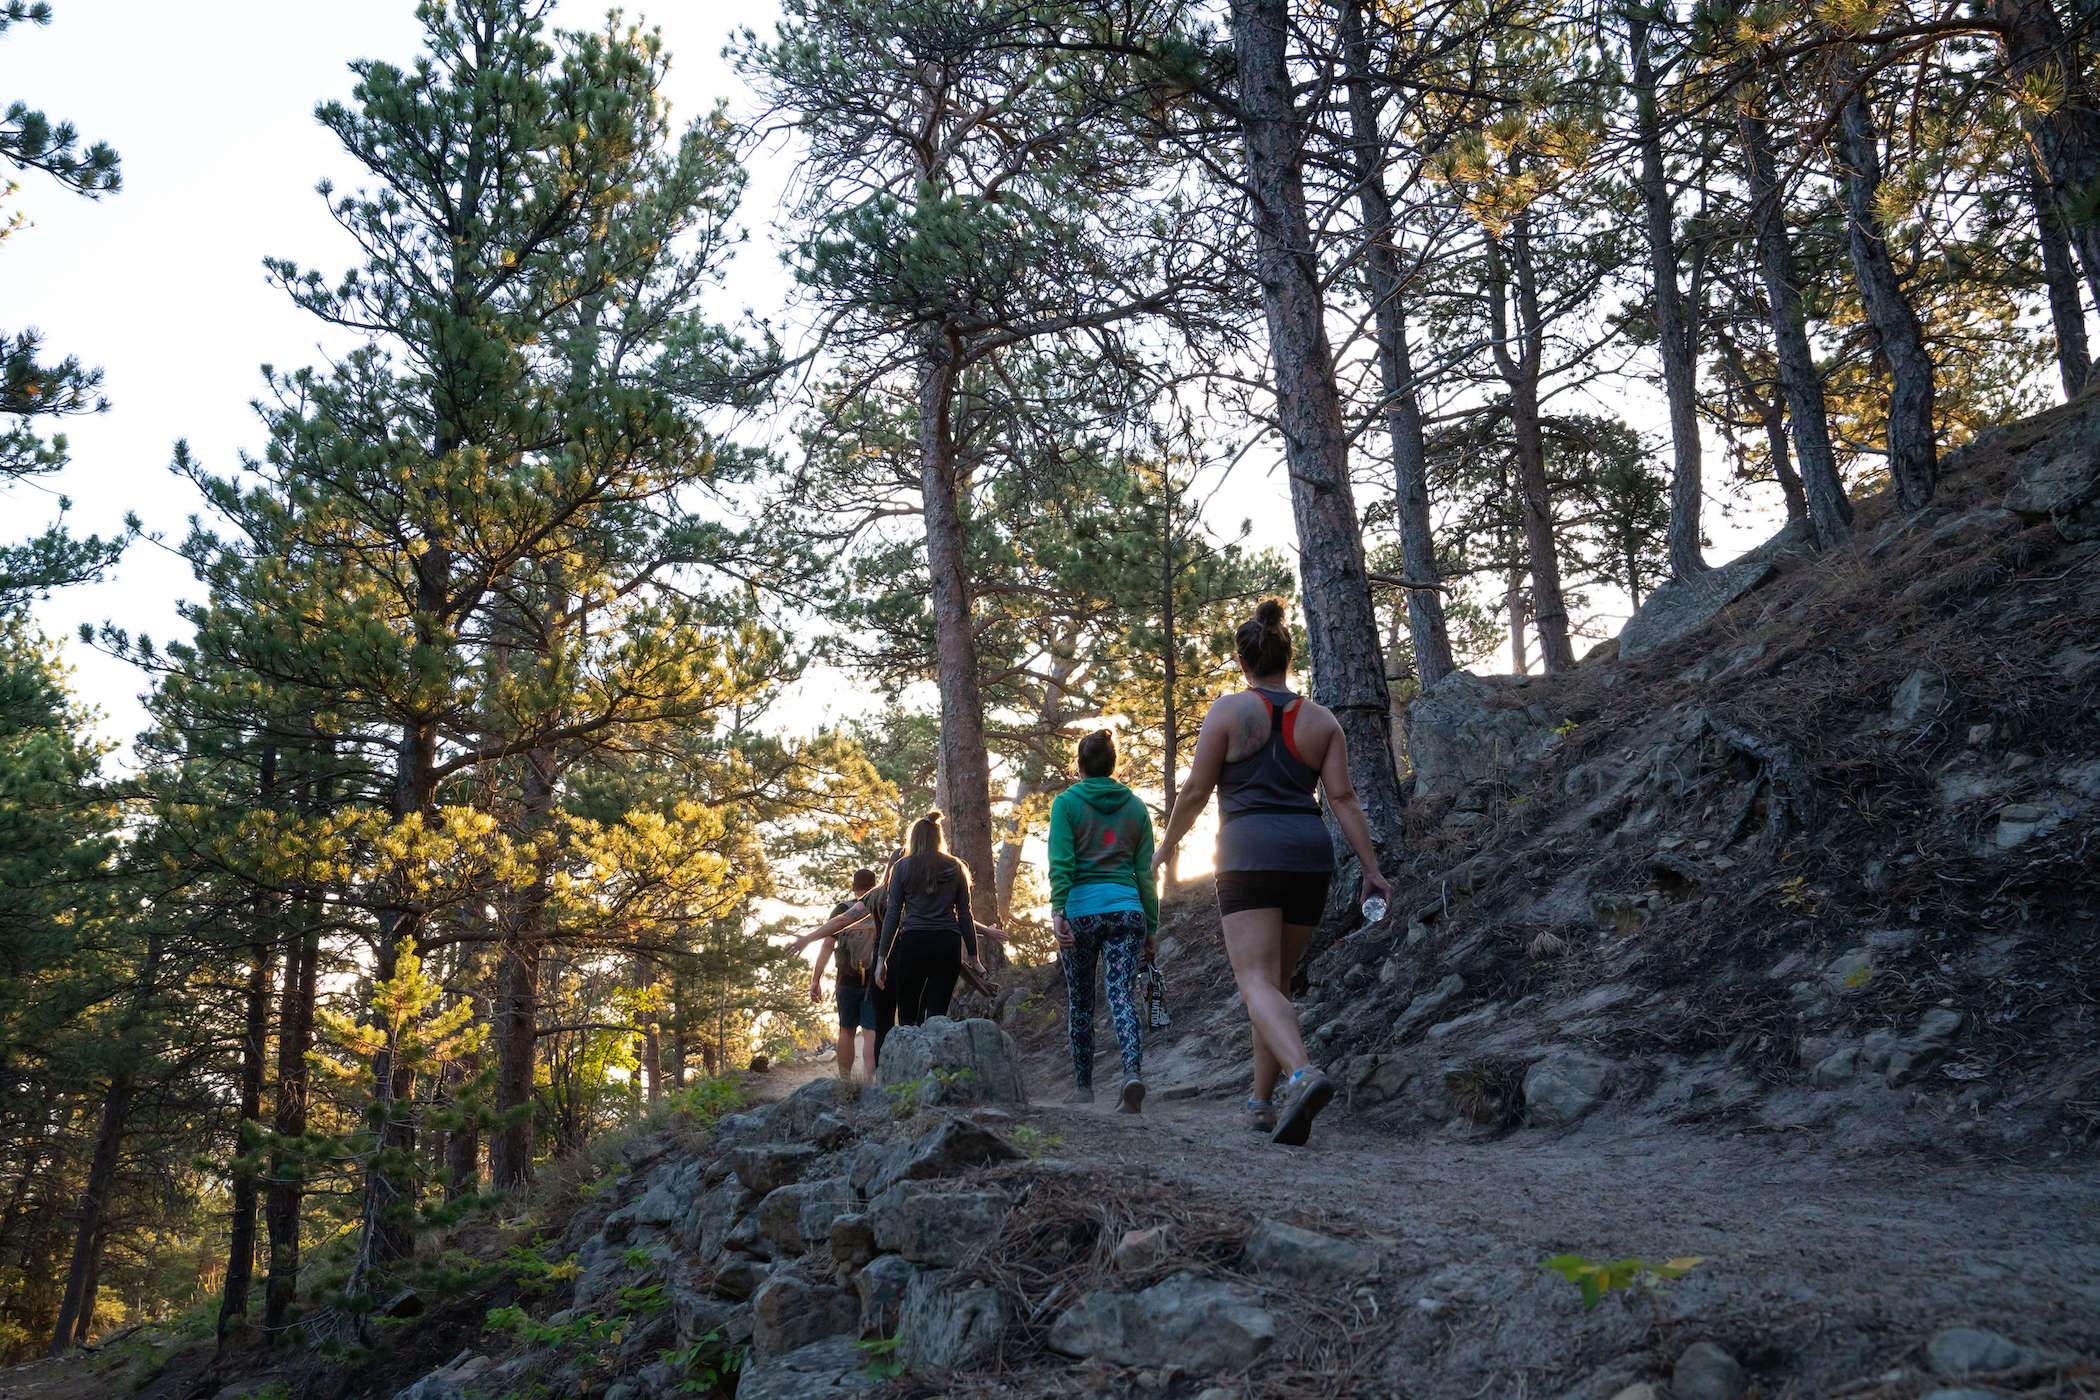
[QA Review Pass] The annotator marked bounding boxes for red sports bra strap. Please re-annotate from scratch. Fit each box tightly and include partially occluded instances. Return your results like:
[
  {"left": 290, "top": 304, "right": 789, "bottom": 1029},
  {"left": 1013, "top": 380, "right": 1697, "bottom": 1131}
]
[{"left": 1279, "top": 697, "right": 1306, "bottom": 765}]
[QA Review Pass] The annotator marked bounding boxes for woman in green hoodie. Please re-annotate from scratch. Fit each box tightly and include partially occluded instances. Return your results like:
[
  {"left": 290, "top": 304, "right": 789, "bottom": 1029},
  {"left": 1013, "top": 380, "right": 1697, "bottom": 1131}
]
[{"left": 1048, "top": 729, "right": 1159, "bottom": 1113}]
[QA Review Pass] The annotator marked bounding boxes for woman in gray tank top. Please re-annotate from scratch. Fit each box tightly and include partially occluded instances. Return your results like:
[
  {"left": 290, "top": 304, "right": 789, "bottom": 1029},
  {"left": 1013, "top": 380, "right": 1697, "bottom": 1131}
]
[{"left": 1154, "top": 600, "right": 1391, "bottom": 1147}]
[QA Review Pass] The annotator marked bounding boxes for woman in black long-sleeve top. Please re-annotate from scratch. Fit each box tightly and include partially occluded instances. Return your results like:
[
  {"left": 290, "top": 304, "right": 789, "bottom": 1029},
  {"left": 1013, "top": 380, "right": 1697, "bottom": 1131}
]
[{"left": 874, "top": 812, "right": 982, "bottom": 1050}]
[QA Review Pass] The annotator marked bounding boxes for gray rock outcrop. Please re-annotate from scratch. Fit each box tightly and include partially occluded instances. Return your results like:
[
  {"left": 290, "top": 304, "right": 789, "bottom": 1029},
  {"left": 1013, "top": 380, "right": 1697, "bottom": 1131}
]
[
  {"left": 1048, "top": 1272, "right": 1277, "bottom": 1373},
  {"left": 1619, "top": 555, "right": 1773, "bottom": 660},
  {"left": 875, "top": 1017, "right": 1029, "bottom": 1105}
]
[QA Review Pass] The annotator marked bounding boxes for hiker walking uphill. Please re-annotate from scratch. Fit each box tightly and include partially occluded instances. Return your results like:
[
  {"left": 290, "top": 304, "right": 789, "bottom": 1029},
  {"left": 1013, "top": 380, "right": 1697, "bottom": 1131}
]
[
  {"left": 874, "top": 813, "right": 984, "bottom": 1052},
  {"left": 1050, "top": 729, "right": 1159, "bottom": 1114},
  {"left": 1155, "top": 599, "right": 1392, "bottom": 1147},
  {"left": 804, "top": 868, "right": 882, "bottom": 1084}
]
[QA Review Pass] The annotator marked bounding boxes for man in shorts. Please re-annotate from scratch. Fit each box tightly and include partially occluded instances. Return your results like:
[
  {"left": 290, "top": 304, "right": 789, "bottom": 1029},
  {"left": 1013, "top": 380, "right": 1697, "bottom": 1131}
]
[{"left": 807, "top": 869, "right": 882, "bottom": 1082}]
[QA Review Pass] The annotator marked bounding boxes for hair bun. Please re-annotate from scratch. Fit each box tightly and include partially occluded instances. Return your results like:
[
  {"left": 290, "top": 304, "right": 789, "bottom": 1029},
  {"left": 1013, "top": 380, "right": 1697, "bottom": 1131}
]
[
  {"left": 924, "top": 809, "right": 943, "bottom": 826},
  {"left": 1255, "top": 598, "right": 1286, "bottom": 630}
]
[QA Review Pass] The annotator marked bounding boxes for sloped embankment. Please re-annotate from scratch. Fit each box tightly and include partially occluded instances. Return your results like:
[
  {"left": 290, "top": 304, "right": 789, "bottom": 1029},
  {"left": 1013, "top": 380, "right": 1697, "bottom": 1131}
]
[{"left": 1255, "top": 398, "right": 2100, "bottom": 1159}]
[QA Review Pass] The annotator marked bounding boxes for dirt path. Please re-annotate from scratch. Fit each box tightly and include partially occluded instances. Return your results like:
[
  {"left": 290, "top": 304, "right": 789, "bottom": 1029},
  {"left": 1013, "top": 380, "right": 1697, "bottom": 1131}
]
[{"left": 1007, "top": 1090, "right": 2100, "bottom": 1395}]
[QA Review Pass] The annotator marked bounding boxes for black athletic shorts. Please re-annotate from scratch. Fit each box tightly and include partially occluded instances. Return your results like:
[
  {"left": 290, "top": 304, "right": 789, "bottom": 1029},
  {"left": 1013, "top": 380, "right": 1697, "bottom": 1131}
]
[
  {"left": 1215, "top": 868, "right": 1332, "bottom": 926},
  {"left": 836, "top": 973, "right": 878, "bottom": 1031}
]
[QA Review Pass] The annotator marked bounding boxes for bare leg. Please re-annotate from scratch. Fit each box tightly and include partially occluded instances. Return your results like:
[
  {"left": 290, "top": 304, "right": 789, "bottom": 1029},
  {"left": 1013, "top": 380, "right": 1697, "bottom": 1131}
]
[
  {"left": 1223, "top": 910, "right": 1317, "bottom": 1102},
  {"left": 857, "top": 1027, "right": 877, "bottom": 1076},
  {"left": 836, "top": 1027, "right": 855, "bottom": 1075}
]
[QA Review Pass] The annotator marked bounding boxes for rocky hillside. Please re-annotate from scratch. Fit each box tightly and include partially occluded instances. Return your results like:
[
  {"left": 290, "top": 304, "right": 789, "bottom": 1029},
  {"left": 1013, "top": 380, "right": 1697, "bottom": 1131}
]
[{"left": 87, "top": 402, "right": 2100, "bottom": 1400}]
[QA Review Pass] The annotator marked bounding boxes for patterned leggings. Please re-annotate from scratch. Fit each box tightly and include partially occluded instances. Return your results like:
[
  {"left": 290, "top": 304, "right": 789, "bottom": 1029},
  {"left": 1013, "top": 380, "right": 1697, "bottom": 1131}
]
[{"left": 1061, "top": 909, "right": 1147, "bottom": 1088}]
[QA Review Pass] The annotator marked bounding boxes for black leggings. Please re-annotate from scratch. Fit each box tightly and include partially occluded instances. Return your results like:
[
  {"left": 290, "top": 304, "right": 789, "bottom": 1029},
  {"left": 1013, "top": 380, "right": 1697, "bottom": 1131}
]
[{"left": 874, "top": 928, "right": 962, "bottom": 1055}]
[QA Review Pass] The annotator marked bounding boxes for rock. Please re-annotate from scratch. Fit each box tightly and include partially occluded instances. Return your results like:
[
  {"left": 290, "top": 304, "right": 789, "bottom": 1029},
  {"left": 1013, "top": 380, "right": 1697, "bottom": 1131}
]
[
  {"left": 1892, "top": 669, "right": 1950, "bottom": 725},
  {"left": 1672, "top": 1341, "right": 1744, "bottom": 1400},
  {"left": 1524, "top": 1050, "right": 1616, "bottom": 1126},
  {"left": 750, "top": 1275, "right": 859, "bottom": 1360},
  {"left": 1619, "top": 555, "right": 1773, "bottom": 659},
  {"left": 896, "top": 1269, "right": 1009, "bottom": 1370},
  {"left": 2005, "top": 437, "right": 2100, "bottom": 539},
  {"left": 1860, "top": 1028, "right": 1900, "bottom": 1073},
  {"left": 1404, "top": 671, "right": 1566, "bottom": 801},
  {"left": 867, "top": 1181, "right": 1012, "bottom": 1266},
  {"left": 1393, "top": 974, "right": 1464, "bottom": 1039},
  {"left": 1915, "top": 1008, "right": 1964, "bottom": 1044},
  {"left": 1113, "top": 1225, "right": 1169, "bottom": 1270},
  {"left": 671, "top": 1280, "right": 753, "bottom": 1350},
  {"left": 855, "top": 1254, "right": 918, "bottom": 1338},
  {"left": 1607, "top": 1387, "right": 1660, "bottom": 1400},
  {"left": 1048, "top": 1272, "right": 1276, "bottom": 1373},
  {"left": 809, "top": 1112, "right": 855, "bottom": 1151},
  {"left": 1926, "top": 1326, "right": 2031, "bottom": 1374},
  {"left": 1240, "top": 1218, "right": 1378, "bottom": 1281},
  {"left": 873, "top": 1115, "right": 1022, "bottom": 1192},
  {"left": 735, "top": 1337, "right": 877, "bottom": 1400},
  {"left": 1811, "top": 1047, "right": 1858, "bottom": 1088},
  {"left": 1827, "top": 949, "right": 1875, "bottom": 994},
  {"left": 391, "top": 1354, "right": 493, "bottom": 1400},
  {"left": 875, "top": 1017, "right": 1029, "bottom": 1106},
  {"left": 712, "top": 1256, "right": 770, "bottom": 1301},
  {"left": 731, "top": 1145, "right": 822, "bottom": 1196},
  {"left": 712, "top": 1109, "right": 774, "bottom": 1150},
  {"left": 1345, "top": 1053, "right": 1416, "bottom": 1107},
  {"left": 830, "top": 1212, "right": 876, "bottom": 1271},
  {"left": 769, "top": 1077, "right": 859, "bottom": 1142},
  {"left": 755, "top": 1177, "right": 858, "bottom": 1255},
  {"left": 1932, "top": 508, "right": 2018, "bottom": 549},
  {"left": 1994, "top": 802, "right": 2051, "bottom": 848},
  {"left": 1921, "top": 1391, "right": 2003, "bottom": 1400}
]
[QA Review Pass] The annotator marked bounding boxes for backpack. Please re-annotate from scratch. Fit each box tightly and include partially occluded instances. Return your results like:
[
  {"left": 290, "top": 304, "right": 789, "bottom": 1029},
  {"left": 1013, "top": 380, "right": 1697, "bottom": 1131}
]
[{"left": 836, "top": 888, "right": 884, "bottom": 979}]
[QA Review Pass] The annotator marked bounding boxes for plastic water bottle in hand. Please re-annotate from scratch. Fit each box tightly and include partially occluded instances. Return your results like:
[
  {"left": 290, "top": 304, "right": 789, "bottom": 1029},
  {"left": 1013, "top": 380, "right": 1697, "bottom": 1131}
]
[{"left": 1361, "top": 894, "right": 1389, "bottom": 925}]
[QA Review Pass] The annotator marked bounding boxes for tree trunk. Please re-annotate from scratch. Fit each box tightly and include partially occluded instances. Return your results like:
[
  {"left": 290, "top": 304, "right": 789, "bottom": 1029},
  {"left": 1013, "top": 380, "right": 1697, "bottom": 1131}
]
[
  {"left": 216, "top": 937, "right": 275, "bottom": 1340},
  {"left": 1230, "top": 0, "right": 1407, "bottom": 839},
  {"left": 1994, "top": 0, "right": 2100, "bottom": 309},
  {"left": 2033, "top": 155, "right": 2092, "bottom": 398},
  {"left": 1507, "top": 565, "right": 1530, "bottom": 675},
  {"left": 264, "top": 919, "right": 319, "bottom": 1338},
  {"left": 1738, "top": 98, "right": 1852, "bottom": 547},
  {"left": 1488, "top": 223, "right": 1578, "bottom": 673},
  {"left": 1630, "top": 2, "right": 1708, "bottom": 578},
  {"left": 1160, "top": 482, "right": 1181, "bottom": 886},
  {"left": 1763, "top": 395, "right": 1809, "bottom": 522},
  {"left": 489, "top": 750, "right": 554, "bottom": 1191},
  {"left": 916, "top": 348, "right": 1001, "bottom": 912},
  {"left": 1830, "top": 54, "right": 1937, "bottom": 511},
  {"left": 49, "top": 932, "right": 162, "bottom": 1354},
  {"left": 442, "top": 1046, "right": 480, "bottom": 1200},
  {"left": 1338, "top": 0, "right": 1455, "bottom": 686},
  {"left": 71, "top": 1229, "right": 104, "bottom": 1344}
]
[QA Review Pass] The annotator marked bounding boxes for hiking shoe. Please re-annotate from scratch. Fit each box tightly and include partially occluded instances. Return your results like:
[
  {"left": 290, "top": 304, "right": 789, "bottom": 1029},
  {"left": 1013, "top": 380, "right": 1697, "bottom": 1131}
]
[
  {"left": 1117, "top": 1079, "right": 1146, "bottom": 1114},
  {"left": 1271, "top": 1067, "right": 1334, "bottom": 1147},
  {"left": 1064, "top": 1085, "right": 1095, "bottom": 1106},
  {"left": 1245, "top": 1098, "right": 1275, "bottom": 1133}
]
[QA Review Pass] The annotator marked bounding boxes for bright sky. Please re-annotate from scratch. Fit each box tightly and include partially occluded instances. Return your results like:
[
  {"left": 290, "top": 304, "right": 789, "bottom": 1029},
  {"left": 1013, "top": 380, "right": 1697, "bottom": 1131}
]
[{"left": 3, "top": 0, "right": 1777, "bottom": 779}]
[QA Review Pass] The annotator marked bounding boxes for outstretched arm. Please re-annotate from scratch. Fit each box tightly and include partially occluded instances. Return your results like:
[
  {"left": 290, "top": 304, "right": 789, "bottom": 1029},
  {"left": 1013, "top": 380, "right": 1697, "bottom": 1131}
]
[{"left": 790, "top": 902, "right": 871, "bottom": 952}]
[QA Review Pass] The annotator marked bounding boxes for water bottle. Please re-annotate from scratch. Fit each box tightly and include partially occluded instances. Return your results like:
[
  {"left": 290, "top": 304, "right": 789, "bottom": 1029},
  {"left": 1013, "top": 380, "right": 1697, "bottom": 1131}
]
[
  {"left": 1361, "top": 894, "right": 1389, "bottom": 925},
  {"left": 1143, "top": 963, "right": 1170, "bottom": 1029}
]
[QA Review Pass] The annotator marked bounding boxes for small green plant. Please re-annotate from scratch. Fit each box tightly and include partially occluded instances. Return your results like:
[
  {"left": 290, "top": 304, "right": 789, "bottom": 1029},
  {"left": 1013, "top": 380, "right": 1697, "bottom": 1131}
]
[
  {"left": 857, "top": 1333, "right": 904, "bottom": 1381},
  {"left": 1554, "top": 717, "right": 1580, "bottom": 739},
  {"left": 662, "top": 1328, "right": 744, "bottom": 1393},
  {"left": 1007, "top": 1124, "right": 1062, "bottom": 1160},
  {"left": 673, "top": 1075, "right": 750, "bottom": 1131},
  {"left": 500, "top": 1240, "right": 580, "bottom": 1295},
  {"left": 621, "top": 1246, "right": 655, "bottom": 1269},
  {"left": 1540, "top": 1253, "right": 1703, "bottom": 1310}
]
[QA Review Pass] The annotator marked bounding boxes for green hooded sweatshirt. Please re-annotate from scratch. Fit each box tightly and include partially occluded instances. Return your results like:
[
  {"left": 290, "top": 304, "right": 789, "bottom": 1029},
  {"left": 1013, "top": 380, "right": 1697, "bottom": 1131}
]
[{"left": 1047, "top": 777, "right": 1159, "bottom": 937}]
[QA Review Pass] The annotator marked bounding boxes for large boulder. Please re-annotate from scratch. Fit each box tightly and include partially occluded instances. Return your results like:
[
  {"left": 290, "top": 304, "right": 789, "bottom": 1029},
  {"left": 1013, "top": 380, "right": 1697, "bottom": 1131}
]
[
  {"left": 873, "top": 1116, "right": 1022, "bottom": 1193},
  {"left": 754, "top": 1176, "right": 859, "bottom": 1255},
  {"left": 750, "top": 1275, "right": 860, "bottom": 1360},
  {"left": 1048, "top": 1272, "right": 1277, "bottom": 1373},
  {"left": 855, "top": 1254, "right": 920, "bottom": 1338},
  {"left": 391, "top": 1355, "right": 494, "bottom": 1400},
  {"left": 1618, "top": 554, "right": 1774, "bottom": 660},
  {"left": 2006, "top": 429, "right": 2100, "bottom": 540},
  {"left": 866, "top": 1181, "right": 1013, "bottom": 1266},
  {"left": 735, "top": 1337, "right": 878, "bottom": 1400},
  {"left": 731, "top": 1144, "right": 822, "bottom": 1196},
  {"left": 1403, "top": 672, "right": 1564, "bottom": 801},
  {"left": 875, "top": 1017, "right": 1029, "bottom": 1105},
  {"left": 896, "top": 1268, "right": 1010, "bottom": 1371}
]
